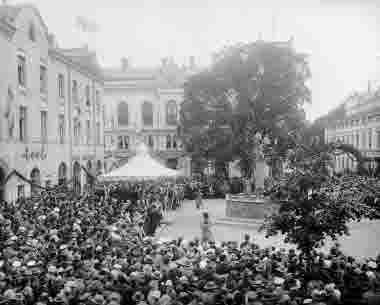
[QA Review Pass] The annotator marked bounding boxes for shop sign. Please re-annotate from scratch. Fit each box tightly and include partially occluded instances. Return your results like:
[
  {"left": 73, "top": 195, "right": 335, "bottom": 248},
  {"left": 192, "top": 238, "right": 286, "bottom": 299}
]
[{"left": 21, "top": 147, "right": 47, "bottom": 161}]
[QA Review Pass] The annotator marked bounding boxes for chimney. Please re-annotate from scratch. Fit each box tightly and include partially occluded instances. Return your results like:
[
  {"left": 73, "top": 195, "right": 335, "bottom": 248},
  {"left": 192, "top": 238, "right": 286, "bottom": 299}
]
[
  {"left": 189, "top": 56, "right": 195, "bottom": 69},
  {"left": 121, "top": 57, "right": 129, "bottom": 71}
]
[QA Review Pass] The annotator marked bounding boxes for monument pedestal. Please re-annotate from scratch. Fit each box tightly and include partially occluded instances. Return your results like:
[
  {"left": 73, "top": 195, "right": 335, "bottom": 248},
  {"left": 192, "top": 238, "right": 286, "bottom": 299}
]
[
  {"left": 216, "top": 194, "right": 280, "bottom": 226},
  {"left": 226, "top": 194, "right": 279, "bottom": 219}
]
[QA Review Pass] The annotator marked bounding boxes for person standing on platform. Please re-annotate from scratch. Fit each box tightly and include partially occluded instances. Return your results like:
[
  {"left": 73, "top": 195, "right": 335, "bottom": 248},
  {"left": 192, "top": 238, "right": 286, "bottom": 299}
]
[{"left": 200, "top": 211, "right": 214, "bottom": 245}]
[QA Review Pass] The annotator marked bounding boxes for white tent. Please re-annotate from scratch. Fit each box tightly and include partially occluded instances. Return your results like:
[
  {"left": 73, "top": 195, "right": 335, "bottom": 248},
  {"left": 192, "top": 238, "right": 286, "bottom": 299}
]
[{"left": 99, "top": 143, "right": 181, "bottom": 181}]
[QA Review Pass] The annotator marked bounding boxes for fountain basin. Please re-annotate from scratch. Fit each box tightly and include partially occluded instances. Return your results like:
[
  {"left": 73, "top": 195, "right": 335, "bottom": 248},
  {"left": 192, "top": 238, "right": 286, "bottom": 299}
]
[{"left": 225, "top": 193, "right": 280, "bottom": 219}]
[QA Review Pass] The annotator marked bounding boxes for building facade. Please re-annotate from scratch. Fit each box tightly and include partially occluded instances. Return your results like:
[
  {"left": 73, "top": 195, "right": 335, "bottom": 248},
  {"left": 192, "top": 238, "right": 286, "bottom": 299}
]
[
  {"left": 0, "top": 4, "right": 105, "bottom": 202},
  {"left": 325, "top": 90, "right": 380, "bottom": 173},
  {"left": 102, "top": 58, "right": 197, "bottom": 176}
]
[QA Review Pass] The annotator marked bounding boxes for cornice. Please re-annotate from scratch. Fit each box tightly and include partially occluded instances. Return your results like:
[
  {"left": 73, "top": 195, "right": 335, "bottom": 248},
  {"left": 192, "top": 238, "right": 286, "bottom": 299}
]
[
  {"left": 104, "top": 84, "right": 184, "bottom": 94},
  {"left": 49, "top": 49, "right": 104, "bottom": 84}
]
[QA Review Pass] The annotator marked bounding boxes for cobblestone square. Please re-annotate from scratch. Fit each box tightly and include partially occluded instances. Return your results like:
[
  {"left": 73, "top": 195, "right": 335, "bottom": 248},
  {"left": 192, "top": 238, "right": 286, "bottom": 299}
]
[{"left": 159, "top": 199, "right": 380, "bottom": 259}]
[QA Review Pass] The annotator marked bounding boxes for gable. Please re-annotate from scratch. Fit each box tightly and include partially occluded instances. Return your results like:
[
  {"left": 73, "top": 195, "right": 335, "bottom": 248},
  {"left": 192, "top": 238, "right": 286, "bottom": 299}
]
[{"left": 11, "top": 5, "right": 49, "bottom": 44}]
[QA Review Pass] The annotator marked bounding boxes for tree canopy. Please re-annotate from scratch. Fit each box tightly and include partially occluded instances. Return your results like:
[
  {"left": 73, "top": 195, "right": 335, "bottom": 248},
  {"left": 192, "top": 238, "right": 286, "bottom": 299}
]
[
  {"left": 180, "top": 40, "right": 311, "bottom": 177},
  {"left": 260, "top": 136, "right": 380, "bottom": 261}
]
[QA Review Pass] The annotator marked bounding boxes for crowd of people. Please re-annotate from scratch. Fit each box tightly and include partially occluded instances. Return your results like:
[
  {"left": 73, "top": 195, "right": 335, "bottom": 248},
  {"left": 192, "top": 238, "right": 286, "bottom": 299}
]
[
  {"left": 0, "top": 184, "right": 380, "bottom": 305},
  {"left": 101, "top": 181, "right": 186, "bottom": 212}
]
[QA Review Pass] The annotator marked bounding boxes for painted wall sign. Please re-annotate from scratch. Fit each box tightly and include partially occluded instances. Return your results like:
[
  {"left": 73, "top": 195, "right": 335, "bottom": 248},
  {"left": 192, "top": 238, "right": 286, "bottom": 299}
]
[{"left": 21, "top": 147, "right": 47, "bottom": 161}]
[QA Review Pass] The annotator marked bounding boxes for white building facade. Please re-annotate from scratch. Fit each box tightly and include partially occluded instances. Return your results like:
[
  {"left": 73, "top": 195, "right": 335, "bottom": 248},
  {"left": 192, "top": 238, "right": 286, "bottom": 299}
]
[
  {"left": 0, "top": 5, "right": 105, "bottom": 201},
  {"left": 325, "top": 91, "right": 380, "bottom": 173},
  {"left": 103, "top": 58, "right": 196, "bottom": 176}
]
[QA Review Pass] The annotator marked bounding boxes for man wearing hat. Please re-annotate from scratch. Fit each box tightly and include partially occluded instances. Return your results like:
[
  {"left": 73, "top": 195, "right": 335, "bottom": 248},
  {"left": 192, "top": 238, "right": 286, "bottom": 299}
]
[{"left": 147, "top": 289, "right": 161, "bottom": 305}]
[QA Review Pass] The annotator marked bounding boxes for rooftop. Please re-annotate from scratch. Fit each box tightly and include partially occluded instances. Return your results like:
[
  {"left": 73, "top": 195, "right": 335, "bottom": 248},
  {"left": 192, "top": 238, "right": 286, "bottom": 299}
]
[
  {"left": 52, "top": 46, "right": 103, "bottom": 78},
  {"left": 103, "top": 57, "right": 199, "bottom": 89}
]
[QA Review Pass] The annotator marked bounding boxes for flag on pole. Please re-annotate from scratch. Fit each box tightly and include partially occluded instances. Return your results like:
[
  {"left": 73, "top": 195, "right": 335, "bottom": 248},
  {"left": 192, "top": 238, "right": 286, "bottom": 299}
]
[{"left": 76, "top": 16, "right": 99, "bottom": 33}]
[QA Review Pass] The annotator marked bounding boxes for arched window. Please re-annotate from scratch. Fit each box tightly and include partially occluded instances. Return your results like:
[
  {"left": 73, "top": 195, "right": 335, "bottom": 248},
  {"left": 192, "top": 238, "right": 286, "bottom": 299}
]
[
  {"left": 30, "top": 168, "right": 41, "bottom": 196},
  {"left": 58, "top": 162, "right": 67, "bottom": 185},
  {"left": 73, "top": 162, "right": 81, "bottom": 194},
  {"left": 72, "top": 80, "right": 78, "bottom": 104},
  {"left": 124, "top": 135, "right": 129, "bottom": 149},
  {"left": 172, "top": 135, "right": 177, "bottom": 149},
  {"left": 148, "top": 135, "right": 154, "bottom": 148},
  {"left": 166, "top": 135, "right": 172, "bottom": 149},
  {"left": 86, "top": 161, "right": 93, "bottom": 187},
  {"left": 117, "top": 136, "right": 123, "bottom": 149},
  {"left": 117, "top": 102, "right": 129, "bottom": 126},
  {"left": 85, "top": 85, "right": 91, "bottom": 106},
  {"left": 166, "top": 100, "right": 178, "bottom": 125},
  {"left": 142, "top": 101, "right": 153, "bottom": 126},
  {"left": 96, "top": 160, "right": 102, "bottom": 175}
]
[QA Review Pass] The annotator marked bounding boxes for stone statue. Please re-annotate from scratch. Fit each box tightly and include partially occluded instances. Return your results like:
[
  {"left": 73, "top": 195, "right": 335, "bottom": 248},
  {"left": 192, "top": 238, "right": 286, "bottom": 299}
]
[{"left": 253, "top": 133, "right": 269, "bottom": 192}]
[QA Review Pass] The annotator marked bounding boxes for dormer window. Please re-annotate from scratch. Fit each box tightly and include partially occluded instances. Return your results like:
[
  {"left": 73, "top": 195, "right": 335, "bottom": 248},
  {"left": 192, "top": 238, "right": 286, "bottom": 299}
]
[{"left": 29, "top": 23, "right": 36, "bottom": 42}]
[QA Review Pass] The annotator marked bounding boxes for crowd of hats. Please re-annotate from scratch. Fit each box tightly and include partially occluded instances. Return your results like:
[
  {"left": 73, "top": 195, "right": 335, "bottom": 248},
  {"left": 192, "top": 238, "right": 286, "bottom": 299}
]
[{"left": 1, "top": 192, "right": 380, "bottom": 305}]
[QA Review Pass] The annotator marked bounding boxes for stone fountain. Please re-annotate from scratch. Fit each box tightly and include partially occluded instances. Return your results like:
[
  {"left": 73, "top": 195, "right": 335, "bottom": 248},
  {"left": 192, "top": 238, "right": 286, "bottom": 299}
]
[{"left": 217, "top": 135, "right": 280, "bottom": 225}]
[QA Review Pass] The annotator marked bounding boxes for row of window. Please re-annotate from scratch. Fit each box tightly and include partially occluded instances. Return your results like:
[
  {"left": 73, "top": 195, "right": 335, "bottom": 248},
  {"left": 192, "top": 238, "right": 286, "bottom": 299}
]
[
  {"left": 73, "top": 119, "right": 101, "bottom": 146},
  {"left": 335, "top": 155, "right": 355, "bottom": 171},
  {"left": 17, "top": 160, "right": 104, "bottom": 199},
  {"left": 116, "top": 100, "right": 178, "bottom": 127},
  {"left": 17, "top": 55, "right": 101, "bottom": 112},
  {"left": 16, "top": 106, "right": 100, "bottom": 144},
  {"left": 115, "top": 134, "right": 179, "bottom": 150},
  {"left": 329, "top": 128, "right": 380, "bottom": 149},
  {"left": 18, "top": 55, "right": 48, "bottom": 94},
  {"left": 329, "top": 114, "right": 380, "bottom": 131}
]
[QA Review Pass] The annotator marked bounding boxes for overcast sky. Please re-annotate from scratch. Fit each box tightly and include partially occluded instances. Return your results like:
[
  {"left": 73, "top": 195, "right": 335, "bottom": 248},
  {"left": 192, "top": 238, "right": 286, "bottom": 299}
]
[{"left": 12, "top": 0, "right": 380, "bottom": 121}]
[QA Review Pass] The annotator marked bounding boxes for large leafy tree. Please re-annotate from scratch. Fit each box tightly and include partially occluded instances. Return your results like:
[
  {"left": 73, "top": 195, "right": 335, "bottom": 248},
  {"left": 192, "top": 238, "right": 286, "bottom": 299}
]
[
  {"left": 260, "top": 136, "right": 380, "bottom": 266},
  {"left": 180, "top": 39, "right": 311, "bottom": 178}
]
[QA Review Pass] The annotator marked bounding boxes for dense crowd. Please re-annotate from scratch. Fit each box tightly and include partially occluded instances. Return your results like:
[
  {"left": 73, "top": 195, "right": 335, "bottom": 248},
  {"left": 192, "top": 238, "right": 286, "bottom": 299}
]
[
  {"left": 0, "top": 189, "right": 380, "bottom": 305},
  {"left": 100, "top": 181, "right": 186, "bottom": 212}
]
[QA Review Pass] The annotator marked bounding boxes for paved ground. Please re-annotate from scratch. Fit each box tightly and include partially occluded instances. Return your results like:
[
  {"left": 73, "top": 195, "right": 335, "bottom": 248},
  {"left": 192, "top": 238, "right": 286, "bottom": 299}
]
[{"left": 158, "top": 199, "right": 380, "bottom": 259}]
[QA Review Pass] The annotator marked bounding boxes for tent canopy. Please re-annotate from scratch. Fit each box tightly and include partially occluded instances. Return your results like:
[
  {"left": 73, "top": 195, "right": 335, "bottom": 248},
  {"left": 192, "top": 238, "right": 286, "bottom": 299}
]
[{"left": 100, "top": 143, "right": 181, "bottom": 181}]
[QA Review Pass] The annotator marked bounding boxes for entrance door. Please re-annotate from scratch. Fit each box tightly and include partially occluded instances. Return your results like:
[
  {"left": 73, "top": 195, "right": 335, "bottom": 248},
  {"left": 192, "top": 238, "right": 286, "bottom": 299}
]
[{"left": 0, "top": 168, "right": 5, "bottom": 201}]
